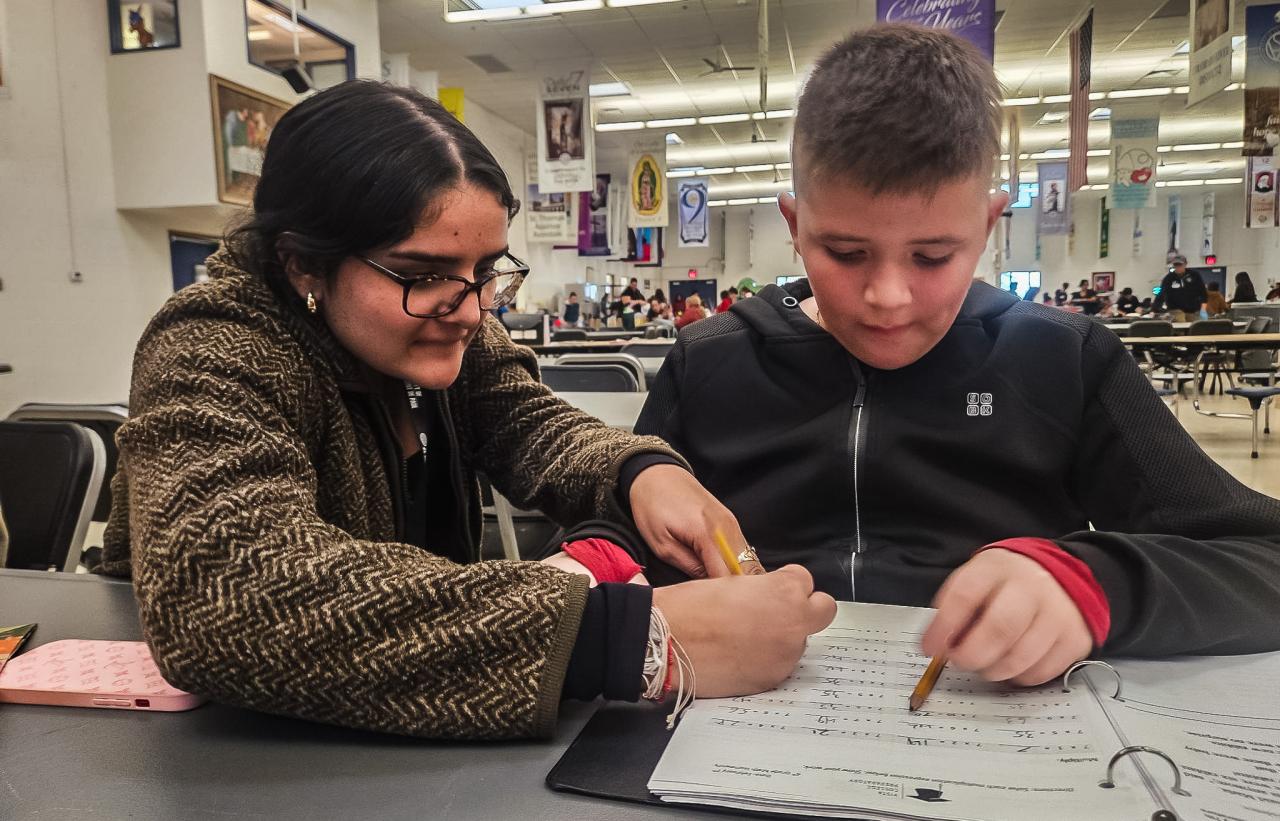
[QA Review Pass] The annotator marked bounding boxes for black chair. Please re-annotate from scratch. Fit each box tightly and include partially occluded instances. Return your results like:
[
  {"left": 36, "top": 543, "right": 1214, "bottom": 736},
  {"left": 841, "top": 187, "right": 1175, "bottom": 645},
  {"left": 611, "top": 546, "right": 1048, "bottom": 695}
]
[
  {"left": 540, "top": 364, "right": 639, "bottom": 393},
  {"left": 7, "top": 403, "right": 128, "bottom": 524},
  {"left": 0, "top": 421, "right": 105, "bottom": 571},
  {"left": 1126, "top": 320, "right": 1174, "bottom": 337},
  {"left": 621, "top": 341, "right": 675, "bottom": 359},
  {"left": 552, "top": 329, "right": 588, "bottom": 342},
  {"left": 1224, "top": 386, "right": 1280, "bottom": 458},
  {"left": 553, "top": 353, "right": 646, "bottom": 390}
]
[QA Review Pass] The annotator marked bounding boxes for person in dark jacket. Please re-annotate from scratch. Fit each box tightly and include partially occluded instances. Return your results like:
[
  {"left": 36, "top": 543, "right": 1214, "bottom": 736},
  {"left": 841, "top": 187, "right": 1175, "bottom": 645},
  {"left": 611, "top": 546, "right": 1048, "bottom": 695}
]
[
  {"left": 636, "top": 25, "right": 1280, "bottom": 690},
  {"left": 1152, "top": 255, "right": 1207, "bottom": 321},
  {"left": 1232, "top": 271, "right": 1258, "bottom": 305}
]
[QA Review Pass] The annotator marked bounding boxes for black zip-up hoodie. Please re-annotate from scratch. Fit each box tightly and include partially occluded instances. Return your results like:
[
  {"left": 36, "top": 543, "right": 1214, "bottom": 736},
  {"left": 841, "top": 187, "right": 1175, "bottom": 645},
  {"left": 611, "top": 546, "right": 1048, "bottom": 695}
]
[{"left": 636, "top": 279, "right": 1280, "bottom": 657}]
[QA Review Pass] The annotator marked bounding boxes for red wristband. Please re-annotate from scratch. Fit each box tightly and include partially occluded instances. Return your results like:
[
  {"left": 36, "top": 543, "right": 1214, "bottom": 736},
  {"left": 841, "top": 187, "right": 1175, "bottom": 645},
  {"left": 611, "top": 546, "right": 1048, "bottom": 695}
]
[
  {"left": 561, "top": 538, "right": 644, "bottom": 584},
  {"left": 977, "top": 538, "right": 1111, "bottom": 648}
]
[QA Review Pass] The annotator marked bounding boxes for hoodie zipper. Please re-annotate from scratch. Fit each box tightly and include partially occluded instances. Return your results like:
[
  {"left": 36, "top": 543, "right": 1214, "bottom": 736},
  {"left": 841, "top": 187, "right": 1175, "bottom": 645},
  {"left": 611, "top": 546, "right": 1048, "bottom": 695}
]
[{"left": 849, "top": 364, "right": 869, "bottom": 602}]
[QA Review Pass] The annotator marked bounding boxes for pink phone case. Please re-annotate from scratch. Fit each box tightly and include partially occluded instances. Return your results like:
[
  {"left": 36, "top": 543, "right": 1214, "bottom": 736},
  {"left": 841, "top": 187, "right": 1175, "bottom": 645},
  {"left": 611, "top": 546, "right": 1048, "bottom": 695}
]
[{"left": 0, "top": 639, "right": 205, "bottom": 711}]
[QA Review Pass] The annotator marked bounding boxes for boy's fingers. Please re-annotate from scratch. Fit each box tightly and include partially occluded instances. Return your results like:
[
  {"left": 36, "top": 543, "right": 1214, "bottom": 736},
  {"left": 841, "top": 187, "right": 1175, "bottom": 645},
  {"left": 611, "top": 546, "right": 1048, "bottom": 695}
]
[
  {"left": 978, "top": 611, "right": 1056, "bottom": 682},
  {"left": 948, "top": 585, "right": 1036, "bottom": 672},
  {"left": 921, "top": 568, "right": 999, "bottom": 657},
  {"left": 1010, "top": 638, "right": 1078, "bottom": 687}
]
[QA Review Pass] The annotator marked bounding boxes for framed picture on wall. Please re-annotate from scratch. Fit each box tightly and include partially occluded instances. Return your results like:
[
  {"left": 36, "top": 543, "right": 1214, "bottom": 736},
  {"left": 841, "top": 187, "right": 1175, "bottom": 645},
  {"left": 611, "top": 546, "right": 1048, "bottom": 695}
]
[
  {"left": 627, "top": 228, "right": 665, "bottom": 267},
  {"left": 1091, "top": 271, "right": 1115, "bottom": 293},
  {"left": 108, "top": 0, "right": 181, "bottom": 54},
  {"left": 209, "top": 75, "right": 290, "bottom": 207}
]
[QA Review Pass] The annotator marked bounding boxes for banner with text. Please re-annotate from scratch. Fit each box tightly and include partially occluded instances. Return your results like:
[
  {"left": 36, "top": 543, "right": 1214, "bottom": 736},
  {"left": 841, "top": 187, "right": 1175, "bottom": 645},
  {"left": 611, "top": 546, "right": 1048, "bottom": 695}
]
[
  {"left": 524, "top": 152, "right": 576, "bottom": 245},
  {"left": 677, "top": 179, "right": 710, "bottom": 247},
  {"left": 1037, "top": 162, "right": 1071, "bottom": 234},
  {"left": 1244, "top": 5, "right": 1280, "bottom": 155},
  {"left": 1109, "top": 108, "right": 1159, "bottom": 209},
  {"left": 876, "top": 0, "right": 995, "bottom": 60},
  {"left": 578, "top": 174, "right": 613, "bottom": 255},
  {"left": 628, "top": 137, "right": 669, "bottom": 229},
  {"left": 1189, "top": 0, "right": 1233, "bottom": 106},
  {"left": 1246, "top": 156, "right": 1277, "bottom": 227},
  {"left": 537, "top": 68, "right": 594, "bottom": 193}
]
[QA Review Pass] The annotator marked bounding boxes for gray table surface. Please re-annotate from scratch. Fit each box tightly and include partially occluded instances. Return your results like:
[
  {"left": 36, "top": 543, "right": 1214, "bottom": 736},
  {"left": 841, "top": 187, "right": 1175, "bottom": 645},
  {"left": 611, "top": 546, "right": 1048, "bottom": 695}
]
[
  {"left": 0, "top": 569, "right": 731, "bottom": 820},
  {"left": 554, "top": 391, "right": 648, "bottom": 431}
]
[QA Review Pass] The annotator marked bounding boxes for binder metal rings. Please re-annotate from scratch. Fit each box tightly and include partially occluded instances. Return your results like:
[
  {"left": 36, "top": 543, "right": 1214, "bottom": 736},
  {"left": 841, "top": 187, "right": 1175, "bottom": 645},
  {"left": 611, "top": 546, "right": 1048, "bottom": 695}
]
[
  {"left": 1099, "top": 745, "right": 1191, "bottom": 798},
  {"left": 1061, "top": 659, "right": 1123, "bottom": 700}
]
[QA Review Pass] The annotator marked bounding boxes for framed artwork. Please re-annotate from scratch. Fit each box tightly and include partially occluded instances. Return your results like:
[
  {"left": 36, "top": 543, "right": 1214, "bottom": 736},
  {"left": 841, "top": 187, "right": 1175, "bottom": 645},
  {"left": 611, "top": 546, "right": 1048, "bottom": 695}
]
[
  {"left": 628, "top": 228, "right": 664, "bottom": 267},
  {"left": 1091, "top": 272, "right": 1115, "bottom": 293},
  {"left": 209, "top": 75, "right": 289, "bottom": 207},
  {"left": 108, "top": 0, "right": 181, "bottom": 54}
]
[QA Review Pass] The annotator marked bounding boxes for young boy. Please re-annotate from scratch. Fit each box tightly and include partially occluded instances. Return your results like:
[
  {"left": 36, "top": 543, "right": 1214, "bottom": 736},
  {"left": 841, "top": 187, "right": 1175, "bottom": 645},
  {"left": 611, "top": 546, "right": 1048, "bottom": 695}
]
[{"left": 636, "top": 25, "right": 1280, "bottom": 687}]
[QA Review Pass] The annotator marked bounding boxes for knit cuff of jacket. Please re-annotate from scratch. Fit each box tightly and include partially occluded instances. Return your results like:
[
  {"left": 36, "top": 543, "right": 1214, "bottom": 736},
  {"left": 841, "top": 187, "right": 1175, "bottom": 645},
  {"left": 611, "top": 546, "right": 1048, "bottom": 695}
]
[
  {"left": 563, "top": 537, "right": 645, "bottom": 583},
  {"left": 977, "top": 538, "right": 1112, "bottom": 648}
]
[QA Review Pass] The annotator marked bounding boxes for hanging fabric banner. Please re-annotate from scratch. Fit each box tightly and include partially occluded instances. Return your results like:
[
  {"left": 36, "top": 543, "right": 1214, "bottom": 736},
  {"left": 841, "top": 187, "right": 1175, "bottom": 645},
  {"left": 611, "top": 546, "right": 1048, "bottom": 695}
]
[
  {"left": 1167, "top": 195, "right": 1183, "bottom": 261},
  {"left": 1246, "top": 156, "right": 1277, "bottom": 227},
  {"left": 677, "top": 178, "right": 710, "bottom": 247},
  {"left": 628, "top": 137, "right": 668, "bottom": 229},
  {"left": 1201, "top": 192, "right": 1215, "bottom": 257},
  {"left": 1099, "top": 196, "right": 1110, "bottom": 258},
  {"left": 1006, "top": 109, "right": 1021, "bottom": 196},
  {"left": 1037, "top": 161, "right": 1070, "bottom": 235},
  {"left": 439, "top": 88, "right": 464, "bottom": 123},
  {"left": 578, "top": 174, "right": 613, "bottom": 255},
  {"left": 1109, "top": 107, "right": 1159, "bottom": 209},
  {"left": 524, "top": 152, "right": 576, "bottom": 245},
  {"left": 1067, "top": 8, "right": 1093, "bottom": 192},
  {"left": 1189, "top": 0, "right": 1233, "bottom": 106},
  {"left": 875, "top": 0, "right": 995, "bottom": 60},
  {"left": 1244, "top": 5, "right": 1280, "bottom": 155},
  {"left": 537, "top": 68, "right": 593, "bottom": 193}
]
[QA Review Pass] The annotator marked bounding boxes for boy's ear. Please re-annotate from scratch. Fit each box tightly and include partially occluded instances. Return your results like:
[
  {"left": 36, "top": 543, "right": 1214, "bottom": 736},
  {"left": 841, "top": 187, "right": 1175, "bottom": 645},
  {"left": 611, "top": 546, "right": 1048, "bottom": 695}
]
[
  {"left": 985, "top": 190, "right": 1011, "bottom": 235},
  {"left": 779, "top": 193, "right": 802, "bottom": 256}
]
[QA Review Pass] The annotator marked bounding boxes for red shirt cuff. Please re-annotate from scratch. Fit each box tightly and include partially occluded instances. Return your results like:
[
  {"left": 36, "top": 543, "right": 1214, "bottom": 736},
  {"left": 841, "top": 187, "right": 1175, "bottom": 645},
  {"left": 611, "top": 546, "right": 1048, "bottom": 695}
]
[
  {"left": 977, "top": 538, "right": 1111, "bottom": 648},
  {"left": 562, "top": 538, "right": 645, "bottom": 584}
]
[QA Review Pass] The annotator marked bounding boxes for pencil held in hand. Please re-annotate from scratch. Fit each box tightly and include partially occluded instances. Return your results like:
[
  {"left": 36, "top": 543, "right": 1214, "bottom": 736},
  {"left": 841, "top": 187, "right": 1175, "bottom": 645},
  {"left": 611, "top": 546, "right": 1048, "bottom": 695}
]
[
  {"left": 713, "top": 529, "right": 744, "bottom": 575},
  {"left": 712, "top": 530, "right": 767, "bottom": 576},
  {"left": 909, "top": 655, "right": 948, "bottom": 712}
]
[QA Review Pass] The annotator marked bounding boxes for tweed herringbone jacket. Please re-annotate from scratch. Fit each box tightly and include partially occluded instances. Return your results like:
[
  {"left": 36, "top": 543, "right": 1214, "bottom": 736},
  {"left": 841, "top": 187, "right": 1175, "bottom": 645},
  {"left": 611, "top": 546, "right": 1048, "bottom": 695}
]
[{"left": 100, "top": 248, "right": 683, "bottom": 739}]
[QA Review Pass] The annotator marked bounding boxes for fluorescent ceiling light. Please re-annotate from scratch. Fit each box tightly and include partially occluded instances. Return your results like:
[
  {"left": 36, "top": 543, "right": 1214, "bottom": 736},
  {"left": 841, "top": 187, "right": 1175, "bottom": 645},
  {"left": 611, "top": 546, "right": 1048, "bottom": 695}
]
[
  {"left": 1089, "top": 107, "right": 1111, "bottom": 120},
  {"left": 444, "top": 7, "right": 523, "bottom": 21},
  {"left": 1087, "top": 149, "right": 1109, "bottom": 157},
  {"left": 247, "top": 28, "right": 272, "bottom": 41},
  {"left": 666, "top": 168, "right": 698, "bottom": 177},
  {"left": 1206, "top": 177, "right": 1243, "bottom": 184},
  {"left": 701, "top": 166, "right": 734, "bottom": 175},
  {"left": 589, "top": 81, "right": 630, "bottom": 97},
  {"left": 999, "top": 153, "right": 1010, "bottom": 161},
  {"left": 775, "top": 162, "right": 791, "bottom": 170},
  {"left": 1042, "top": 94, "right": 1072, "bottom": 104},
  {"left": 1173, "top": 85, "right": 1190, "bottom": 94},
  {"left": 765, "top": 109, "right": 793, "bottom": 119},
  {"left": 1108, "top": 87, "right": 1172, "bottom": 98},
  {"left": 734, "top": 164, "right": 775, "bottom": 173},
  {"left": 728, "top": 198, "right": 760, "bottom": 205},
  {"left": 1157, "top": 145, "right": 1173, "bottom": 152},
  {"left": 595, "top": 121, "right": 644, "bottom": 131},
  {"left": 758, "top": 195, "right": 779, "bottom": 203},
  {"left": 699, "top": 113, "right": 751, "bottom": 124},
  {"left": 646, "top": 117, "right": 695, "bottom": 128},
  {"left": 1030, "top": 149, "right": 1070, "bottom": 159},
  {"left": 1002, "top": 96, "right": 1041, "bottom": 106},
  {"left": 524, "top": 0, "right": 603, "bottom": 16},
  {"left": 1089, "top": 92, "right": 1106, "bottom": 100},
  {"left": 1173, "top": 143, "right": 1221, "bottom": 151},
  {"left": 1162, "top": 179, "right": 1204, "bottom": 187},
  {"left": 708, "top": 200, "right": 728, "bottom": 207},
  {"left": 1221, "top": 140, "right": 1244, "bottom": 149},
  {"left": 665, "top": 132, "right": 683, "bottom": 145},
  {"left": 607, "top": 0, "right": 682, "bottom": 6}
]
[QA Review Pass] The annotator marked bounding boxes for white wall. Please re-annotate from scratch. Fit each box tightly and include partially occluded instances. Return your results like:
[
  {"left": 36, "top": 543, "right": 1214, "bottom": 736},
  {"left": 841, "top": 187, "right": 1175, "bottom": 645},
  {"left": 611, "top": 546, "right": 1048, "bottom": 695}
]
[{"left": 0, "top": 0, "right": 380, "bottom": 417}]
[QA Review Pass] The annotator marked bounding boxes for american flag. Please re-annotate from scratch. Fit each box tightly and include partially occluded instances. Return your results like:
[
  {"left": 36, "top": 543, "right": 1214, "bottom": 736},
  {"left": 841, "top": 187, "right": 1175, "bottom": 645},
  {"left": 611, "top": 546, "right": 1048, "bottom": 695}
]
[{"left": 1068, "top": 8, "right": 1094, "bottom": 192}]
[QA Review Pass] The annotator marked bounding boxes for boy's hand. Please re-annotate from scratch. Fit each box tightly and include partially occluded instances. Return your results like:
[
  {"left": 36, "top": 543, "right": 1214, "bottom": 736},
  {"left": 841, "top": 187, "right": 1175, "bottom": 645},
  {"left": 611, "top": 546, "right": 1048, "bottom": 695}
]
[
  {"left": 921, "top": 549, "right": 1092, "bottom": 686},
  {"left": 629, "top": 464, "right": 745, "bottom": 579}
]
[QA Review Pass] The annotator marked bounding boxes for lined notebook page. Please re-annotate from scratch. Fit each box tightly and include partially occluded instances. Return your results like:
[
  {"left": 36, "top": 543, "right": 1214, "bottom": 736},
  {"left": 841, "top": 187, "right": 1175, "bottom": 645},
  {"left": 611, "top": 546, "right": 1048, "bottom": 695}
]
[{"left": 649, "top": 602, "right": 1150, "bottom": 821}]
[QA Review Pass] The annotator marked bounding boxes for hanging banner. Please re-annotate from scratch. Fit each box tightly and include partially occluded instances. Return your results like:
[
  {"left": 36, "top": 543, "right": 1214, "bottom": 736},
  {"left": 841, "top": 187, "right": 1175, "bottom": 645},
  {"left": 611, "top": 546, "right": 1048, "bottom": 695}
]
[
  {"left": 1244, "top": 5, "right": 1280, "bottom": 156},
  {"left": 677, "top": 179, "right": 710, "bottom": 247},
  {"left": 1109, "top": 108, "right": 1159, "bottom": 209},
  {"left": 1006, "top": 109, "right": 1020, "bottom": 196},
  {"left": 1099, "top": 196, "right": 1110, "bottom": 258},
  {"left": 875, "top": 0, "right": 995, "bottom": 61},
  {"left": 1246, "top": 156, "right": 1277, "bottom": 227},
  {"left": 1167, "top": 195, "right": 1183, "bottom": 261},
  {"left": 439, "top": 87, "right": 464, "bottom": 123},
  {"left": 1037, "top": 162, "right": 1070, "bottom": 235},
  {"left": 1067, "top": 8, "right": 1093, "bottom": 192},
  {"left": 537, "top": 68, "right": 593, "bottom": 193},
  {"left": 628, "top": 137, "right": 668, "bottom": 229},
  {"left": 578, "top": 174, "right": 613, "bottom": 256},
  {"left": 1201, "top": 192, "right": 1215, "bottom": 258},
  {"left": 1189, "top": 0, "right": 1233, "bottom": 106},
  {"left": 524, "top": 152, "right": 576, "bottom": 245}
]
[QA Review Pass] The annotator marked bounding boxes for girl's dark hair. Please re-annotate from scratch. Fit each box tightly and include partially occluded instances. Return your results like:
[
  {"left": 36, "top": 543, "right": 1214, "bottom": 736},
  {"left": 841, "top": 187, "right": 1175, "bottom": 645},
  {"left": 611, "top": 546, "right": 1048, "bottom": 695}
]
[
  {"left": 227, "top": 80, "right": 519, "bottom": 297},
  {"left": 1234, "top": 271, "right": 1258, "bottom": 303}
]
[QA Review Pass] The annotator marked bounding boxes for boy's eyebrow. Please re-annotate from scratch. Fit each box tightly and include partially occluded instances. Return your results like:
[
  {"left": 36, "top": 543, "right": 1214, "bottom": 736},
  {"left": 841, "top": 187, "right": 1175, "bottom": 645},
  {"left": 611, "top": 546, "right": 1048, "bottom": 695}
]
[{"left": 816, "top": 233, "right": 964, "bottom": 247}]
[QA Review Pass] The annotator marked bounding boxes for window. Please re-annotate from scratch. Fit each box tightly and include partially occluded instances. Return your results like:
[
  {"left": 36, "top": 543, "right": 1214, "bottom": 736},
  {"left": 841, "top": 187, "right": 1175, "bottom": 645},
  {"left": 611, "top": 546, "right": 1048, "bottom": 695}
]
[
  {"left": 999, "top": 270, "right": 1042, "bottom": 300},
  {"left": 245, "top": 0, "right": 354, "bottom": 91},
  {"left": 776, "top": 275, "right": 804, "bottom": 286}
]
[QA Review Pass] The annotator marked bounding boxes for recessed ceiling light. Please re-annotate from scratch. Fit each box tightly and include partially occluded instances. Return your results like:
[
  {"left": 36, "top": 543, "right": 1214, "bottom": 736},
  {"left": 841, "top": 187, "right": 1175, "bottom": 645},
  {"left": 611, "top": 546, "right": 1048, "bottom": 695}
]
[
  {"left": 595, "top": 121, "right": 644, "bottom": 131},
  {"left": 646, "top": 117, "right": 696, "bottom": 128},
  {"left": 699, "top": 113, "right": 751, "bottom": 124},
  {"left": 444, "top": 7, "right": 523, "bottom": 22},
  {"left": 589, "top": 81, "right": 630, "bottom": 97},
  {"left": 523, "top": 0, "right": 603, "bottom": 16}
]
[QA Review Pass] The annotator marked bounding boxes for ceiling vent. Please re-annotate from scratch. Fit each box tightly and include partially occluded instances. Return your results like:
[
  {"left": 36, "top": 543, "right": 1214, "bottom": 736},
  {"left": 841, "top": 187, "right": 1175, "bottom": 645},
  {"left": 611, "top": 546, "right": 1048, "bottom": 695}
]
[{"left": 466, "top": 54, "right": 513, "bottom": 73}]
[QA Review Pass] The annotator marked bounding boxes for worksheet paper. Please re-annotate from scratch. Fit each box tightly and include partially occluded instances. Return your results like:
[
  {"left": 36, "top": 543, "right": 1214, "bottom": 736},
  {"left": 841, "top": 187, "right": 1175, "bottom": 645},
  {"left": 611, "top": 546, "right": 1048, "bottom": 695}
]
[
  {"left": 1099, "top": 653, "right": 1280, "bottom": 821},
  {"left": 648, "top": 603, "right": 1150, "bottom": 821}
]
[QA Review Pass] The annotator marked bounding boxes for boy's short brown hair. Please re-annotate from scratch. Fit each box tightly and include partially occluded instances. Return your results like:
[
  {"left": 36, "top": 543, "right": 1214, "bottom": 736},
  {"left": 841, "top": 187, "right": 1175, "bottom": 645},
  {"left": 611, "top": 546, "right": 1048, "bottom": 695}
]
[{"left": 793, "top": 24, "right": 1002, "bottom": 194}]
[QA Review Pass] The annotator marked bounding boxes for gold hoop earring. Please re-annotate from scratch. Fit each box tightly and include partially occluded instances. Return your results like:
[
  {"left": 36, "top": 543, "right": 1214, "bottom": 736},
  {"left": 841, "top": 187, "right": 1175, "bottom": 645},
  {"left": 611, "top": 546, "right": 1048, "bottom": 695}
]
[{"left": 306, "top": 292, "right": 318, "bottom": 314}]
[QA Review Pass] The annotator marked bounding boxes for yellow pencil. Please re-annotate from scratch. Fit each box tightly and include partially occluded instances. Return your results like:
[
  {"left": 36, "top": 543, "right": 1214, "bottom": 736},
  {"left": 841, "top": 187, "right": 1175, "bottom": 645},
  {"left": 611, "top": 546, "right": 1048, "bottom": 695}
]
[
  {"left": 909, "top": 655, "right": 948, "bottom": 712},
  {"left": 713, "top": 529, "right": 744, "bottom": 576}
]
